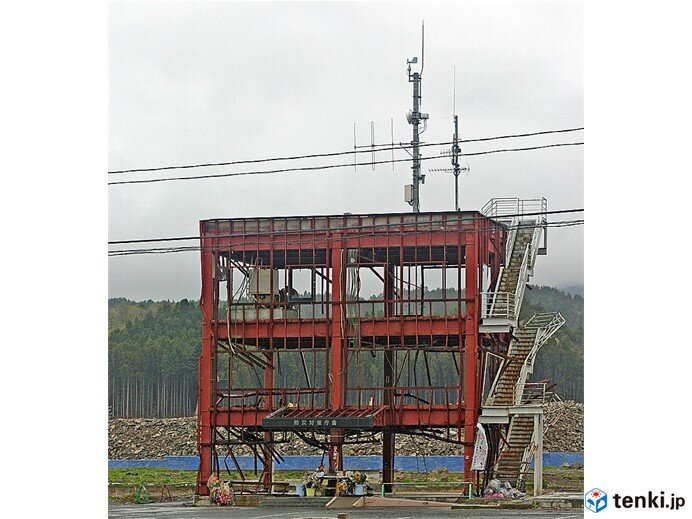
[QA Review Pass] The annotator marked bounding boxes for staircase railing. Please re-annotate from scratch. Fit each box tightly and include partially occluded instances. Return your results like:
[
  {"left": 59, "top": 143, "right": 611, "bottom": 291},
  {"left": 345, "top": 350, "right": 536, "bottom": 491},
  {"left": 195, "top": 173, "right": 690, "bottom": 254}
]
[
  {"left": 514, "top": 313, "right": 565, "bottom": 405},
  {"left": 520, "top": 382, "right": 556, "bottom": 405},
  {"left": 512, "top": 244, "right": 532, "bottom": 321},
  {"left": 481, "top": 291, "right": 516, "bottom": 319},
  {"left": 527, "top": 313, "right": 566, "bottom": 350},
  {"left": 505, "top": 219, "right": 520, "bottom": 270},
  {"left": 483, "top": 354, "right": 507, "bottom": 406},
  {"left": 518, "top": 437, "right": 536, "bottom": 490},
  {"left": 517, "top": 396, "right": 565, "bottom": 491},
  {"left": 481, "top": 228, "right": 537, "bottom": 322},
  {"left": 528, "top": 220, "right": 542, "bottom": 271},
  {"left": 480, "top": 197, "right": 547, "bottom": 324},
  {"left": 480, "top": 197, "right": 547, "bottom": 221}
]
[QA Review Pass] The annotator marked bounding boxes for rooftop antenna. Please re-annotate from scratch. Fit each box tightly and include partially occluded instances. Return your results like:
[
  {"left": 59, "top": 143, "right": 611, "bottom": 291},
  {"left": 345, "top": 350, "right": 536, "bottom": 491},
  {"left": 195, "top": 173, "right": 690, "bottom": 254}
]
[
  {"left": 353, "top": 123, "right": 357, "bottom": 173},
  {"left": 420, "top": 21, "right": 425, "bottom": 93},
  {"left": 430, "top": 66, "right": 469, "bottom": 211},
  {"left": 404, "top": 20, "right": 428, "bottom": 213},
  {"left": 371, "top": 121, "right": 375, "bottom": 170},
  {"left": 353, "top": 119, "right": 382, "bottom": 171},
  {"left": 391, "top": 117, "right": 395, "bottom": 172}
]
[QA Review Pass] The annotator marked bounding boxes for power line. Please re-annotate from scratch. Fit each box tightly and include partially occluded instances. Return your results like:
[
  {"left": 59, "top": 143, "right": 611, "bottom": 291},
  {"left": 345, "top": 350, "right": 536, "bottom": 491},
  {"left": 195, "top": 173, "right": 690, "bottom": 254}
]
[
  {"left": 108, "top": 127, "right": 583, "bottom": 175},
  {"left": 108, "top": 219, "right": 585, "bottom": 256},
  {"left": 108, "top": 208, "right": 584, "bottom": 245},
  {"left": 109, "top": 220, "right": 584, "bottom": 256},
  {"left": 461, "top": 142, "right": 583, "bottom": 158},
  {"left": 108, "top": 142, "right": 583, "bottom": 186},
  {"left": 461, "top": 127, "right": 583, "bottom": 145}
]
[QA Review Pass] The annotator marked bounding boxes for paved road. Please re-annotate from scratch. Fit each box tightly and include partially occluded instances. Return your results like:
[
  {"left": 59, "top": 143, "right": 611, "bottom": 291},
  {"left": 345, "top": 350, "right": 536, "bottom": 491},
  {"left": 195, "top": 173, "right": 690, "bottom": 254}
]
[{"left": 108, "top": 503, "right": 582, "bottom": 519}]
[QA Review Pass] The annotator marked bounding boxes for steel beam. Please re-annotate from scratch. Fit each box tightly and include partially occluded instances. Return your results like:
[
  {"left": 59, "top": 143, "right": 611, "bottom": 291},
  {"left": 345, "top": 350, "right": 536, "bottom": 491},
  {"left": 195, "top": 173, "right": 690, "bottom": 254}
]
[
  {"left": 216, "top": 318, "right": 465, "bottom": 341},
  {"left": 209, "top": 406, "right": 466, "bottom": 428}
]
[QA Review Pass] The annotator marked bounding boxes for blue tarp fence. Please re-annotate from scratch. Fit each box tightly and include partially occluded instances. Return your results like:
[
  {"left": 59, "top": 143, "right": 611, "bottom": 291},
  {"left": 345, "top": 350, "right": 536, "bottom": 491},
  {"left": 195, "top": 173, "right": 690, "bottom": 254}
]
[{"left": 109, "top": 453, "right": 583, "bottom": 472}]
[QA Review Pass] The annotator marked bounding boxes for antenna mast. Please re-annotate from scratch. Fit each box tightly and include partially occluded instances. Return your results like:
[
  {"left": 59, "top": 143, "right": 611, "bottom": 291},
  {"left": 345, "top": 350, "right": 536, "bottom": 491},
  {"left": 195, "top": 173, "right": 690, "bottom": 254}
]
[
  {"left": 431, "top": 67, "right": 469, "bottom": 211},
  {"left": 404, "top": 21, "right": 428, "bottom": 213},
  {"left": 451, "top": 67, "right": 461, "bottom": 210},
  {"left": 452, "top": 115, "right": 462, "bottom": 211}
]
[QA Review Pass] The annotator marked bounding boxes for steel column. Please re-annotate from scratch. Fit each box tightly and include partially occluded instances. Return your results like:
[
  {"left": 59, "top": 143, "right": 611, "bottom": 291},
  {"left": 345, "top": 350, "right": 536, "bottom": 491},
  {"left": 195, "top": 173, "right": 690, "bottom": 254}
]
[
  {"left": 463, "top": 230, "right": 479, "bottom": 483},
  {"left": 383, "top": 262, "right": 396, "bottom": 492},
  {"left": 262, "top": 349, "right": 274, "bottom": 489},
  {"left": 533, "top": 412, "right": 544, "bottom": 496},
  {"left": 328, "top": 237, "right": 344, "bottom": 473},
  {"left": 329, "top": 429, "right": 344, "bottom": 473},
  {"left": 197, "top": 230, "right": 214, "bottom": 495}
]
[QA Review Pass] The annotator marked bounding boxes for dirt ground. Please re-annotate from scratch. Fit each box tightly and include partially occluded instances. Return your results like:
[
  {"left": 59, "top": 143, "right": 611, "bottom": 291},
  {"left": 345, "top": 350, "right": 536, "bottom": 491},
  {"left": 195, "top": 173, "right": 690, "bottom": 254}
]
[
  {"left": 525, "top": 467, "right": 584, "bottom": 493},
  {"left": 108, "top": 467, "right": 584, "bottom": 504}
]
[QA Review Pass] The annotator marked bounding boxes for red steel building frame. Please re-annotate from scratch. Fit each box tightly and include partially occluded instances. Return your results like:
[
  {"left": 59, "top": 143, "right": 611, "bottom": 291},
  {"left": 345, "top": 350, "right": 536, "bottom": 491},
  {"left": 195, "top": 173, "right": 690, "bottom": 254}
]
[{"left": 196, "top": 210, "right": 506, "bottom": 495}]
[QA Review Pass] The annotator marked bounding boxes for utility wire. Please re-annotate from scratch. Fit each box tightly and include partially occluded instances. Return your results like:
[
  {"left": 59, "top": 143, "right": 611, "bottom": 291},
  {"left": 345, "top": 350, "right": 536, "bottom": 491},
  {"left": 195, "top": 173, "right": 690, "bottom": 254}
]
[
  {"left": 461, "top": 142, "right": 583, "bottom": 158},
  {"left": 109, "top": 220, "right": 584, "bottom": 257},
  {"left": 108, "top": 208, "right": 584, "bottom": 245},
  {"left": 108, "top": 127, "right": 583, "bottom": 175},
  {"left": 108, "top": 142, "right": 583, "bottom": 186},
  {"left": 109, "top": 219, "right": 584, "bottom": 256}
]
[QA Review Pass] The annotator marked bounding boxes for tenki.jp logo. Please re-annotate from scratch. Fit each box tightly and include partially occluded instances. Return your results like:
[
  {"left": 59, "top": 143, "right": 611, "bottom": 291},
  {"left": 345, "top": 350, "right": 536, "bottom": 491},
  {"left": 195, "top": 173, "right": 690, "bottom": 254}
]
[
  {"left": 585, "top": 488, "right": 608, "bottom": 513},
  {"left": 585, "top": 488, "right": 686, "bottom": 512}
]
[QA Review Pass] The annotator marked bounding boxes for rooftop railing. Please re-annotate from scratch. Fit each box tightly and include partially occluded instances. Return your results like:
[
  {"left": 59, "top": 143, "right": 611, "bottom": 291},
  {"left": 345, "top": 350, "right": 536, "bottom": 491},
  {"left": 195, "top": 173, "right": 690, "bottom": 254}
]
[{"left": 480, "top": 197, "right": 547, "bottom": 223}]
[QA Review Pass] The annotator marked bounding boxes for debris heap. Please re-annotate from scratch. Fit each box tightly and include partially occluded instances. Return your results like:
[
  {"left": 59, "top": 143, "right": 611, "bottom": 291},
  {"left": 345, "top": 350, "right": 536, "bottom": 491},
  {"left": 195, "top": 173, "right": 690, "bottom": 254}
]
[
  {"left": 109, "top": 401, "right": 584, "bottom": 459},
  {"left": 543, "top": 400, "right": 584, "bottom": 452}
]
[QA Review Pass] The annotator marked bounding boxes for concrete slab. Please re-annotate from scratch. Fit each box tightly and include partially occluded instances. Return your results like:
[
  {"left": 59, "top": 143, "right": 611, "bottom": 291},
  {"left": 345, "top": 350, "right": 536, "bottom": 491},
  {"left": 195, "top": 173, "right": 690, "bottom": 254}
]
[
  {"left": 361, "top": 496, "right": 452, "bottom": 508},
  {"left": 325, "top": 496, "right": 362, "bottom": 508},
  {"left": 531, "top": 491, "right": 583, "bottom": 509}
]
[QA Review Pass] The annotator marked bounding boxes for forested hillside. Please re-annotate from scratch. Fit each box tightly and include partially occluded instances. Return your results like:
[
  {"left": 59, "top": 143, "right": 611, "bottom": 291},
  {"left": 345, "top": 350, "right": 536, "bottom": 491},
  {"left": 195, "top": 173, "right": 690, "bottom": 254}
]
[
  {"left": 522, "top": 286, "right": 584, "bottom": 401},
  {"left": 108, "top": 298, "right": 200, "bottom": 418},
  {"left": 108, "top": 286, "right": 584, "bottom": 417}
]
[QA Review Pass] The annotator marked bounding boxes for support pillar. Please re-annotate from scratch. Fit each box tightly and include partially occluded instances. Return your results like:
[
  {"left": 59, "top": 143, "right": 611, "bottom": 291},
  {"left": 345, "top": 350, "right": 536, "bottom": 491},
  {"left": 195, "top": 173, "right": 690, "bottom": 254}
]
[
  {"left": 533, "top": 412, "right": 544, "bottom": 496},
  {"left": 382, "top": 427, "right": 395, "bottom": 493},
  {"left": 197, "top": 232, "right": 214, "bottom": 496},
  {"left": 463, "top": 233, "right": 479, "bottom": 484},
  {"left": 329, "top": 240, "right": 344, "bottom": 475},
  {"left": 382, "top": 263, "right": 396, "bottom": 493},
  {"left": 329, "top": 429, "right": 344, "bottom": 473},
  {"left": 262, "top": 349, "right": 274, "bottom": 490}
]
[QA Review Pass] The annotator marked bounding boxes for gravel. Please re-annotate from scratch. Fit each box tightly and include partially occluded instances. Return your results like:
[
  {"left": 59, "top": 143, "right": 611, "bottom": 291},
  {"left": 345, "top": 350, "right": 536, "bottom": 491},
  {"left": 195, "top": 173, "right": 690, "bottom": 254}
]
[{"left": 108, "top": 401, "right": 583, "bottom": 459}]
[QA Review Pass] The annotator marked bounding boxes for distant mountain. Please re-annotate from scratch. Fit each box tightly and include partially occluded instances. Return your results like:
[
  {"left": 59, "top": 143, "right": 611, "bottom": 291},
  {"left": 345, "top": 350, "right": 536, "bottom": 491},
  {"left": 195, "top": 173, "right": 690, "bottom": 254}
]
[{"left": 561, "top": 284, "right": 584, "bottom": 297}]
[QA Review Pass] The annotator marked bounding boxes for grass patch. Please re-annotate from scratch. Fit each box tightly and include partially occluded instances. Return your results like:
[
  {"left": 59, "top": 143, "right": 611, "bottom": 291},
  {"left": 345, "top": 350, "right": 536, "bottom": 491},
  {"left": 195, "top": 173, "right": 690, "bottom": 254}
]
[
  {"left": 108, "top": 468, "right": 310, "bottom": 487},
  {"left": 395, "top": 467, "right": 467, "bottom": 483},
  {"left": 109, "top": 468, "right": 197, "bottom": 486},
  {"left": 525, "top": 467, "right": 584, "bottom": 493},
  {"left": 108, "top": 465, "right": 583, "bottom": 498}
]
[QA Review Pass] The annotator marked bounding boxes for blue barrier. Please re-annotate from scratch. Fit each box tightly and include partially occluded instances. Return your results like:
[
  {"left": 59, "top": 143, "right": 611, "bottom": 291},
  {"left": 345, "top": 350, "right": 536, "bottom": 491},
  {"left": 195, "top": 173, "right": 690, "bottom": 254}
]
[{"left": 109, "top": 452, "right": 582, "bottom": 472}]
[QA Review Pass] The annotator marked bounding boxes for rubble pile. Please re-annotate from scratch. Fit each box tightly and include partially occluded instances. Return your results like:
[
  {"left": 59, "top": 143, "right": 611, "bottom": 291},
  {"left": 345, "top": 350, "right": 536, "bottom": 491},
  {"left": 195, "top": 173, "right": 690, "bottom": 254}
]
[
  {"left": 109, "top": 417, "right": 198, "bottom": 459},
  {"left": 109, "top": 401, "right": 584, "bottom": 459},
  {"left": 543, "top": 400, "right": 584, "bottom": 452}
]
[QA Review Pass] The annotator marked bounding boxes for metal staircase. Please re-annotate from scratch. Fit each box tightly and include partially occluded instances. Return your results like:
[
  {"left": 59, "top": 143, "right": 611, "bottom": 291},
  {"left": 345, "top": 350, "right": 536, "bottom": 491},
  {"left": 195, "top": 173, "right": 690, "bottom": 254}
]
[
  {"left": 487, "top": 327, "right": 540, "bottom": 406},
  {"left": 488, "top": 312, "right": 566, "bottom": 489},
  {"left": 476, "top": 197, "right": 568, "bottom": 491},
  {"left": 480, "top": 198, "right": 547, "bottom": 332},
  {"left": 495, "top": 414, "right": 535, "bottom": 483}
]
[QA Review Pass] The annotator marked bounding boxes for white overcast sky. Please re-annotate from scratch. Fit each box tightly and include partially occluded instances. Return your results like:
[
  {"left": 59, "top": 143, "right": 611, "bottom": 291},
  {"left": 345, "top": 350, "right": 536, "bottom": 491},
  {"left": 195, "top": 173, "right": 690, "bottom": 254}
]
[{"left": 108, "top": 0, "right": 583, "bottom": 301}]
